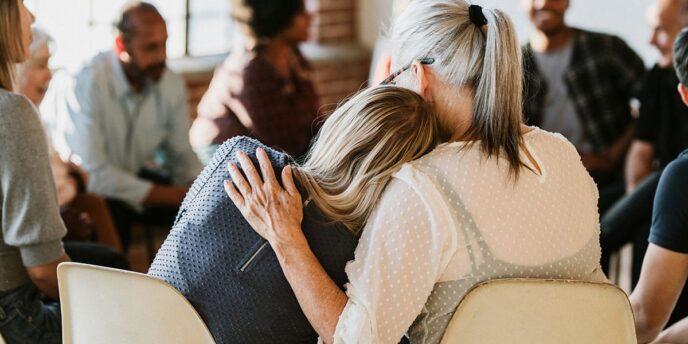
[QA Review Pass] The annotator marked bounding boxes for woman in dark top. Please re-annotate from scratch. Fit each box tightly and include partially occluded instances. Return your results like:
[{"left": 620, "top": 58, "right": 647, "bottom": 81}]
[{"left": 190, "top": 0, "right": 319, "bottom": 163}]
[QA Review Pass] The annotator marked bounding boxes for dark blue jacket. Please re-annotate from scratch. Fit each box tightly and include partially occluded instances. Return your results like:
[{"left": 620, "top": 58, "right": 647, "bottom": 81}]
[{"left": 149, "top": 137, "right": 358, "bottom": 343}]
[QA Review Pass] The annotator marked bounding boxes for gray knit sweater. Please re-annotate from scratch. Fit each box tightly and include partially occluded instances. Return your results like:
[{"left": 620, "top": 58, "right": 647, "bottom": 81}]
[{"left": 0, "top": 88, "right": 66, "bottom": 292}]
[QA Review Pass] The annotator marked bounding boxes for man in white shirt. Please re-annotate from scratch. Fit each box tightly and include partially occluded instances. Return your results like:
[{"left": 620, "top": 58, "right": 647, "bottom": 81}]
[{"left": 48, "top": 1, "right": 202, "bottom": 248}]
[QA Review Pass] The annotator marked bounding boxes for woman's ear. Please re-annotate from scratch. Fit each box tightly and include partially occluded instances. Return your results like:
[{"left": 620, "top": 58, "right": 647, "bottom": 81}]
[{"left": 411, "top": 60, "right": 430, "bottom": 98}]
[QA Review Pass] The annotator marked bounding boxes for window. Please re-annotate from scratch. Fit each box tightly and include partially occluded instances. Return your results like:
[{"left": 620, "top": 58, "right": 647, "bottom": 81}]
[{"left": 24, "top": 0, "right": 234, "bottom": 70}]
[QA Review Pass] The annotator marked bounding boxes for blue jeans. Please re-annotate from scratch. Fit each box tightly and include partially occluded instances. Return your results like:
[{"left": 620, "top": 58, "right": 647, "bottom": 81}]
[{"left": 0, "top": 283, "right": 61, "bottom": 344}]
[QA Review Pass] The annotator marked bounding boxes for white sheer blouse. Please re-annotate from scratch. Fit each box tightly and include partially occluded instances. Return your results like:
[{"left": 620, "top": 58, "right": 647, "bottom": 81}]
[{"left": 332, "top": 128, "right": 608, "bottom": 344}]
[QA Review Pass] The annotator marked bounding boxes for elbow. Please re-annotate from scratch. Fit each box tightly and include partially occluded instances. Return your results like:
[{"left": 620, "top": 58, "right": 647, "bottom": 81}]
[{"left": 633, "top": 304, "right": 666, "bottom": 343}]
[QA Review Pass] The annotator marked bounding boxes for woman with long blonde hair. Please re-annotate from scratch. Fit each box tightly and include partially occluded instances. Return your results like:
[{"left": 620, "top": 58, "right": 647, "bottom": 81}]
[
  {"left": 227, "top": 1, "right": 608, "bottom": 343},
  {"left": 149, "top": 85, "right": 439, "bottom": 343}
]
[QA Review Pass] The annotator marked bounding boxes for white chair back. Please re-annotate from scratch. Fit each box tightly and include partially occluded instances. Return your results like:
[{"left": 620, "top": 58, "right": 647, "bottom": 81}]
[
  {"left": 58, "top": 262, "right": 215, "bottom": 344},
  {"left": 440, "top": 279, "right": 637, "bottom": 344},
  {"left": 0, "top": 332, "right": 6, "bottom": 344}
]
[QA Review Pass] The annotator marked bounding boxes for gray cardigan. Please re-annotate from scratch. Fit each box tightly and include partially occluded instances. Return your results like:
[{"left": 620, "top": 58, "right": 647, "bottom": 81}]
[{"left": 0, "top": 89, "right": 66, "bottom": 292}]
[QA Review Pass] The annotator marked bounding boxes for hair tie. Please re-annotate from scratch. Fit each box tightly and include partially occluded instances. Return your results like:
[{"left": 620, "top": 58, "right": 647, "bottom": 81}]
[{"left": 469, "top": 5, "right": 488, "bottom": 27}]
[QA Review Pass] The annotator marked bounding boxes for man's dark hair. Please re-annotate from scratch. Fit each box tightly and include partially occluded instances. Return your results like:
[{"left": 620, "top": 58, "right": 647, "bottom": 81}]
[
  {"left": 115, "top": 1, "right": 161, "bottom": 42},
  {"left": 674, "top": 27, "right": 688, "bottom": 86},
  {"left": 232, "top": 0, "right": 305, "bottom": 40}
]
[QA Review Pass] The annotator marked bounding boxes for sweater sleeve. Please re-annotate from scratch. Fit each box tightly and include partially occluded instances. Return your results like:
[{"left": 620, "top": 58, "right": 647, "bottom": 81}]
[{"left": 0, "top": 93, "right": 66, "bottom": 266}]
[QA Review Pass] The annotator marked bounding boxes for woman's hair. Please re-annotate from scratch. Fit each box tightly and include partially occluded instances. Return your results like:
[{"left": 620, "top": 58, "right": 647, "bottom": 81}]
[
  {"left": 391, "top": 0, "right": 524, "bottom": 177},
  {"left": 294, "top": 86, "right": 439, "bottom": 234},
  {"left": 231, "top": 0, "right": 305, "bottom": 41},
  {"left": 0, "top": 0, "right": 24, "bottom": 91}
]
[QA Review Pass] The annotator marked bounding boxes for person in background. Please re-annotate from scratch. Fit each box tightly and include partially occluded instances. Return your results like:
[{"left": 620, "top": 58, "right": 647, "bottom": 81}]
[
  {"left": 522, "top": 0, "right": 645, "bottom": 215},
  {"left": 630, "top": 27, "right": 688, "bottom": 344},
  {"left": 16, "top": 27, "right": 122, "bottom": 251},
  {"left": 0, "top": 1, "right": 126, "bottom": 342},
  {"left": 601, "top": 0, "right": 688, "bottom": 308},
  {"left": 45, "top": 1, "right": 202, "bottom": 249},
  {"left": 189, "top": 0, "right": 320, "bottom": 163}
]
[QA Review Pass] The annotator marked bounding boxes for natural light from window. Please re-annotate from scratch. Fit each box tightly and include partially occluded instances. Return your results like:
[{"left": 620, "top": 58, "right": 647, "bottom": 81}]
[{"left": 24, "top": 0, "right": 234, "bottom": 70}]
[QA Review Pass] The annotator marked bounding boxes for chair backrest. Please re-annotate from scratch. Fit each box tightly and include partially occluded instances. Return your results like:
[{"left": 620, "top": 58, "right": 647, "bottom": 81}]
[
  {"left": 0, "top": 332, "right": 6, "bottom": 344},
  {"left": 57, "top": 262, "right": 215, "bottom": 344},
  {"left": 440, "top": 279, "right": 637, "bottom": 344}
]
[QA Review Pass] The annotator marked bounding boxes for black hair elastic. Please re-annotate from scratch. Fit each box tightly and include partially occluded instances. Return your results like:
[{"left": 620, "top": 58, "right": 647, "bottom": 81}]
[{"left": 469, "top": 4, "right": 488, "bottom": 27}]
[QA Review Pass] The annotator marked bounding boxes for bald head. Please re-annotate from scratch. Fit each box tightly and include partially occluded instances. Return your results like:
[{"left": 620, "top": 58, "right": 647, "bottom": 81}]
[
  {"left": 115, "top": 1, "right": 168, "bottom": 85},
  {"left": 648, "top": 0, "right": 688, "bottom": 67},
  {"left": 116, "top": 1, "right": 165, "bottom": 43}
]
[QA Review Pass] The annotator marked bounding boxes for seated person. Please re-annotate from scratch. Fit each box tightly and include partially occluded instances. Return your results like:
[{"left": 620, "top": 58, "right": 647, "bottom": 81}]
[
  {"left": 630, "top": 27, "right": 688, "bottom": 344},
  {"left": 0, "top": 3, "right": 126, "bottom": 342},
  {"left": 148, "top": 86, "right": 439, "bottom": 343},
  {"left": 16, "top": 27, "right": 122, "bottom": 251},
  {"left": 190, "top": 0, "right": 320, "bottom": 163},
  {"left": 228, "top": 2, "right": 609, "bottom": 343},
  {"left": 45, "top": 2, "right": 202, "bottom": 249}
]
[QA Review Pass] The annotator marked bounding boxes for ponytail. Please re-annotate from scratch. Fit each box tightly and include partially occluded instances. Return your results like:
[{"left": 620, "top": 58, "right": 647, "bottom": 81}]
[
  {"left": 391, "top": 0, "right": 525, "bottom": 178},
  {"left": 468, "top": 8, "right": 523, "bottom": 178}
]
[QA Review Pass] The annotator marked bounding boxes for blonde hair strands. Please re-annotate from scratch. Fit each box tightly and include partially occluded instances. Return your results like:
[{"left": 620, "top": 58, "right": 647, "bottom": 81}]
[{"left": 294, "top": 86, "right": 439, "bottom": 234}]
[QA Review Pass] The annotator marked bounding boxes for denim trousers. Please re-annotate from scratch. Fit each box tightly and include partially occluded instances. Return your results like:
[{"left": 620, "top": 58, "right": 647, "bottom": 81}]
[{"left": 0, "top": 283, "right": 61, "bottom": 344}]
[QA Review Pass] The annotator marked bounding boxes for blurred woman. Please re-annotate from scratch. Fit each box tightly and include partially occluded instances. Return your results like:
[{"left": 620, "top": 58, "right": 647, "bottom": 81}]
[
  {"left": 190, "top": 0, "right": 319, "bottom": 164},
  {"left": 16, "top": 27, "right": 122, "bottom": 251}
]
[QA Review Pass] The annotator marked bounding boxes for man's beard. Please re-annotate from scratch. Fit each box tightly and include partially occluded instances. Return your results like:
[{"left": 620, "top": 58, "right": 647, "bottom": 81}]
[{"left": 125, "top": 61, "right": 167, "bottom": 86}]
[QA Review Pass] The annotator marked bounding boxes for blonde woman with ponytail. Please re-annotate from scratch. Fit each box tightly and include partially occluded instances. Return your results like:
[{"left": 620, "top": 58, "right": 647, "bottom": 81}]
[{"left": 227, "top": 1, "right": 607, "bottom": 343}]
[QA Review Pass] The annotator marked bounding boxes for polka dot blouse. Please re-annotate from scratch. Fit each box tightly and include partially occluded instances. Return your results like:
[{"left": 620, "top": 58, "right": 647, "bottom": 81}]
[{"left": 332, "top": 128, "right": 608, "bottom": 344}]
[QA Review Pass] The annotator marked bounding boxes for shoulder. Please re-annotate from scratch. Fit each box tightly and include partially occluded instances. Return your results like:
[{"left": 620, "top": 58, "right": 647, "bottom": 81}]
[
  {"left": 213, "top": 136, "right": 290, "bottom": 168},
  {"left": 661, "top": 151, "right": 688, "bottom": 186},
  {"left": 0, "top": 91, "right": 47, "bottom": 158},
  {"left": 574, "top": 28, "right": 624, "bottom": 46},
  {"left": 0, "top": 91, "right": 41, "bottom": 132}
]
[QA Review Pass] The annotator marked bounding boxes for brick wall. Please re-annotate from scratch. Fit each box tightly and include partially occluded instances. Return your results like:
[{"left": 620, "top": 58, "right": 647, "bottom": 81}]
[{"left": 182, "top": 0, "right": 370, "bottom": 119}]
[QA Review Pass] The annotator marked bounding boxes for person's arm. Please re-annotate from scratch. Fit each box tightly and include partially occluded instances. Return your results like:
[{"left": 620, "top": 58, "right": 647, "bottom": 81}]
[
  {"left": 143, "top": 184, "right": 187, "bottom": 207},
  {"left": 26, "top": 254, "right": 70, "bottom": 300},
  {"left": 160, "top": 74, "right": 202, "bottom": 185},
  {"left": 225, "top": 149, "right": 453, "bottom": 343},
  {"left": 580, "top": 122, "right": 636, "bottom": 172},
  {"left": 625, "top": 140, "right": 655, "bottom": 192},
  {"left": 55, "top": 73, "right": 154, "bottom": 208},
  {"left": 0, "top": 94, "right": 71, "bottom": 299},
  {"left": 631, "top": 155, "right": 688, "bottom": 343},
  {"left": 631, "top": 244, "right": 688, "bottom": 343},
  {"left": 653, "top": 316, "right": 688, "bottom": 343}
]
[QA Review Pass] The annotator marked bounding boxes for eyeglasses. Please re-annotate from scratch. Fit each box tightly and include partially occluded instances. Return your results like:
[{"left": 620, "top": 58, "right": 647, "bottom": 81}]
[{"left": 380, "top": 57, "right": 435, "bottom": 86}]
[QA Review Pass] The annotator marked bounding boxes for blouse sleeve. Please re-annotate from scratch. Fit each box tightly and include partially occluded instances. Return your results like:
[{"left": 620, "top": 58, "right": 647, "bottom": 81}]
[{"left": 333, "top": 165, "right": 457, "bottom": 343}]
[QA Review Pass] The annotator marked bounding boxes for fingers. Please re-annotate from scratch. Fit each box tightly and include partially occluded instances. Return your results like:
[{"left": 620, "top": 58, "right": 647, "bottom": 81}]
[
  {"left": 227, "top": 162, "right": 251, "bottom": 196},
  {"left": 282, "top": 165, "right": 300, "bottom": 198},
  {"left": 224, "top": 180, "right": 244, "bottom": 208},
  {"left": 236, "top": 150, "right": 263, "bottom": 189},
  {"left": 257, "top": 148, "right": 278, "bottom": 187}
]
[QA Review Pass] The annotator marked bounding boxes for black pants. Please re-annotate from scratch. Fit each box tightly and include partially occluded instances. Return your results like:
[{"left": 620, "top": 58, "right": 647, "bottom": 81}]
[
  {"left": 105, "top": 199, "right": 177, "bottom": 251},
  {"left": 600, "top": 171, "right": 660, "bottom": 283},
  {"left": 64, "top": 241, "right": 130, "bottom": 270},
  {"left": 589, "top": 170, "right": 626, "bottom": 217}
]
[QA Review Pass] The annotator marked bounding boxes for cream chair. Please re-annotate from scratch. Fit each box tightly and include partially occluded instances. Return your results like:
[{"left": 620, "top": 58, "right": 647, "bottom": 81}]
[
  {"left": 57, "top": 262, "right": 215, "bottom": 344},
  {"left": 440, "top": 279, "right": 637, "bottom": 344},
  {"left": 0, "top": 332, "right": 6, "bottom": 344}
]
